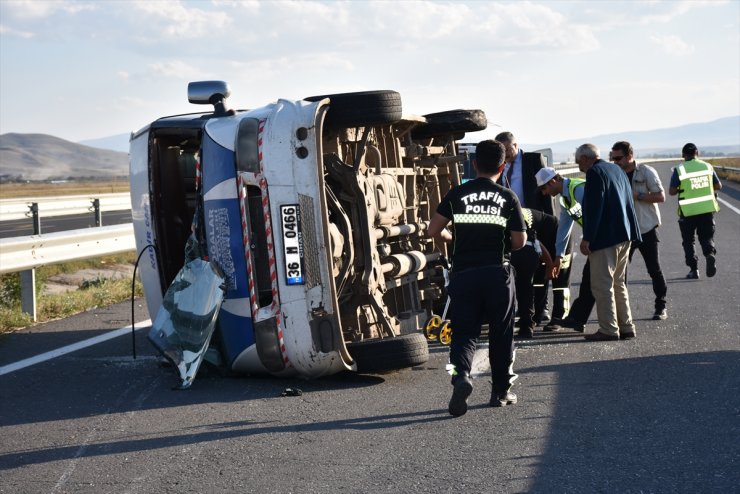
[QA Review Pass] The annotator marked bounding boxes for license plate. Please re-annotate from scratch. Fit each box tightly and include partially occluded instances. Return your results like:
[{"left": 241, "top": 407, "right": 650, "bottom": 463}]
[{"left": 280, "top": 204, "right": 304, "bottom": 285}]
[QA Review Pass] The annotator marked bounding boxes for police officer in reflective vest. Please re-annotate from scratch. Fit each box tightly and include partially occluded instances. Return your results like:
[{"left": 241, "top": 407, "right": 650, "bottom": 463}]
[
  {"left": 428, "top": 139, "right": 527, "bottom": 417},
  {"left": 536, "top": 167, "right": 594, "bottom": 332},
  {"left": 668, "top": 143, "right": 723, "bottom": 279}
]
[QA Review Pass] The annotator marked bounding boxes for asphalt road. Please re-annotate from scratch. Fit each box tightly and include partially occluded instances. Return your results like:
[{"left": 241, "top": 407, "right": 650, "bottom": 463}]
[
  {"left": 0, "top": 210, "right": 132, "bottom": 238},
  {"left": 1, "top": 162, "right": 739, "bottom": 493}
]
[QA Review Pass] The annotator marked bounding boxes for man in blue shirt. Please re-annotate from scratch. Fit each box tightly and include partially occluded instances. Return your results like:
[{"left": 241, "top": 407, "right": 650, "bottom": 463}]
[{"left": 495, "top": 131, "right": 562, "bottom": 327}]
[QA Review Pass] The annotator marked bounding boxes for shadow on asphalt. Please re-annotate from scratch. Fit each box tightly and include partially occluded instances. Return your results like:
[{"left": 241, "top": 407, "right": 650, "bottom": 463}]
[
  {"left": 3, "top": 350, "right": 737, "bottom": 485},
  {"left": 0, "top": 403, "right": 450, "bottom": 470},
  {"left": 518, "top": 350, "right": 740, "bottom": 492}
]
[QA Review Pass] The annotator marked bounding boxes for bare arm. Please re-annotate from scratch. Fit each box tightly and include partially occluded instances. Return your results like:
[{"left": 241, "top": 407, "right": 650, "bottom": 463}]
[
  {"left": 510, "top": 231, "right": 527, "bottom": 251},
  {"left": 634, "top": 190, "right": 665, "bottom": 203},
  {"left": 539, "top": 243, "right": 557, "bottom": 280},
  {"left": 427, "top": 212, "right": 452, "bottom": 243}
]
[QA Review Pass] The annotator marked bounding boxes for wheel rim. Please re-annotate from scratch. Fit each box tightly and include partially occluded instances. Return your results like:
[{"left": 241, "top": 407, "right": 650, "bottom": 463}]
[
  {"left": 424, "top": 315, "right": 442, "bottom": 340},
  {"left": 439, "top": 321, "right": 453, "bottom": 345}
]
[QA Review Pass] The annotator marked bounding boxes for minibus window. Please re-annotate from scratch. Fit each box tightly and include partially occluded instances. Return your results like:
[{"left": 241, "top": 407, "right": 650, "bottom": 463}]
[{"left": 236, "top": 118, "right": 260, "bottom": 173}]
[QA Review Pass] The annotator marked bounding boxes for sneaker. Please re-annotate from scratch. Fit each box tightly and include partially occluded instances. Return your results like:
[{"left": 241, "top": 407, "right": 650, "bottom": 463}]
[
  {"left": 620, "top": 331, "right": 636, "bottom": 340},
  {"left": 561, "top": 317, "right": 585, "bottom": 333},
  {"left": 448, "top": 375, "right": 474, "bottom": 417},
  {"left": 537, "top": 310, "right": 551, "bottom": 325},
  {"left": 490, "top": 391, "right": 518, "bottom": 407},
  {"left": 686, "top": 269, "right": 699, "bottom": 279},
  {"left": 706, "top": 255, "right": 716, "bottom": 278},
  {"left": 653, "top": 308, "right": 667, "bottom": 320}
]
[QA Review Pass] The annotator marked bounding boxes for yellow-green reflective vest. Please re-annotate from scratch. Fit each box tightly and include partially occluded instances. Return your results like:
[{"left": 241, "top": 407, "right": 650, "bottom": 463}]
[
  {"left": 676, "top": 159, "right": 719, "bottom": 217},
  {"left": 559, "top": 178, "right": 585, "bottom": 226}
]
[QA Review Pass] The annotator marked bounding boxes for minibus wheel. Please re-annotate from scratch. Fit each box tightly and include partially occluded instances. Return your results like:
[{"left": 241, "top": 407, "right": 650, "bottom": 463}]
[
  {"left": 305, "top": 90, "right": 402, "bottom": 129},
  {"left": 411, "top": 109, "right": 487, "bottom": 139},
  {"left": 347, "top": 333, "right": 429, "bottom": 373}
]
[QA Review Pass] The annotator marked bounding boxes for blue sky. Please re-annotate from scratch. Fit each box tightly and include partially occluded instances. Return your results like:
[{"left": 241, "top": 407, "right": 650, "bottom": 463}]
[{"left": 1, "top": 0, "right": 738, "bottom": 146}]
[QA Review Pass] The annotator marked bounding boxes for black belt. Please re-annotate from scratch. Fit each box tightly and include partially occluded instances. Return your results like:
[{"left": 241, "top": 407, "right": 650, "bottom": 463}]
[{"left": 453, "top": 262, "right": 509, "bottom": 274}]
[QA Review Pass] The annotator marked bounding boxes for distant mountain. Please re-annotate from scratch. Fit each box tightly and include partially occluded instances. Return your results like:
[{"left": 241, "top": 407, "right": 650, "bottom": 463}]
[
  {"left": 529, "top": 116, "right": 740, "bottom": 163},
  {"left": 79, "top": 133, "right": 131, "bottom": 153},
  {"left": 0, "top": 133, "right": 128, "bottom": 181}
]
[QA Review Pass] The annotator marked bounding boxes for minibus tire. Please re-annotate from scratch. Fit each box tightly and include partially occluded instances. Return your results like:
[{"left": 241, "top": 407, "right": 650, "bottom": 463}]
[
  {"left": 411, "top": 109, "right": 487, "bottom": 139},
  {"left": 304, "top": 90, "right": 402, "bottom": 129},
  {"left": 348, "top": 333, "right": 429, "bottom": 373}
]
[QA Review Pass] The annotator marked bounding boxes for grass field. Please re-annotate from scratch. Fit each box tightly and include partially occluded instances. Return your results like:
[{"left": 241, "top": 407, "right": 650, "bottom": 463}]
[
  {"left": 709, "top": 157, "right": 740, "bottom": 182},
  {"left": 0, "top": 179, "right": 130, "bottom": 199},
  {"left": 0, "top": 253, "right": 142, "bottom": 333}
]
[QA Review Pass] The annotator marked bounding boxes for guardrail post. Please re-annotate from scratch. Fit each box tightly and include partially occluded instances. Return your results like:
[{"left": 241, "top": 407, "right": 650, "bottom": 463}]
[
  {"left": 30, "top": 202, "right": 41, "bottom": 234},
  {"left": 20, "top": 203, "right": 40, "bottom": 321},
  {"left": 92, "top": 198, "right": 102, "bottom": 227},
  {"left": 20, "top": 270, "right": 37, "bottom": 322}
]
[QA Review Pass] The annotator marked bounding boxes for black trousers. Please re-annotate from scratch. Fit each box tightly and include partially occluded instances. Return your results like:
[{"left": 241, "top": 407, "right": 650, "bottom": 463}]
[
  {"left": 628, "top": 227, "right": 667, "bottom": 311},
  {"left": 678, "top": 213, "right": 716, "bottom": 270},
  {"left": 511, "top": 245, "right": 539, "bottom": 331},
  {"left": 448, "top": 264, "right": 516, "bottom": 394},
  {"left": 567, "top": 258, "right": 595, "bottom": 324}
]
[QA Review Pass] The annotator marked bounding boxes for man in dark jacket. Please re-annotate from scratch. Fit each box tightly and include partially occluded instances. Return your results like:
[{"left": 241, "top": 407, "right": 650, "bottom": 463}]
[
  {"left": 577, "top": 144, "right": 641, "bottom": 341},
  {"left": 495, "top": 132, "right": 565, "bottom": 327}
]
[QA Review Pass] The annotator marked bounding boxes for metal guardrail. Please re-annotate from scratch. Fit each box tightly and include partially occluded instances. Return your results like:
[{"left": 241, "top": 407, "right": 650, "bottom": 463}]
[
  {"left": 0, "top": 193, "right": 131, "bottom": 221},
  {"left": 0, "top": 223, "right": 135, "bottom": 275},
  {"left": 714, "top": 165, "right": 740, "bottom": 174}
]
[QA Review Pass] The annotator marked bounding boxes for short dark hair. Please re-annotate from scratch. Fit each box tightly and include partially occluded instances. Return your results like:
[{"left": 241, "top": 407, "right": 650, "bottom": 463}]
[
  {"left": 682, "top": 142, "right": 698, "bottom": 156},
  {"left": 475, "top": 140, "right": 506, "bottom": 173},
  {"left": 494, "top": 131, "right": 514, "bottom": 144},
  {"left": 611, "top": 141, "right": 633, "bottom": 156}
]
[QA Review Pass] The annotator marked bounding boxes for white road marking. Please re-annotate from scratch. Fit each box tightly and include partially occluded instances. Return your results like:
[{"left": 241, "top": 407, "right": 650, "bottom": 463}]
[
  {"left": 718, "top": 196, "right": 740, "bottom": 215},
  {"left": 470, "top": 344, "right": 491, "bottom": 377},
  {"left": 0, "top": 320, "right": 152, "bottom": 376}
]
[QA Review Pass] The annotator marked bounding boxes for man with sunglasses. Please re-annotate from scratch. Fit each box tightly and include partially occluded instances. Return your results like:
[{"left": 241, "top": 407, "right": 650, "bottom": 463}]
[{"left": 611, "top": 141, "right": 668, "bottom": 321}]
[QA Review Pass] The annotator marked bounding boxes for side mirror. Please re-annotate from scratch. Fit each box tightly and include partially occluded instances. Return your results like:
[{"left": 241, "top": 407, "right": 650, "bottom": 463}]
[{"left": 187, "top": 81, "right": 232, "bottom": 115}]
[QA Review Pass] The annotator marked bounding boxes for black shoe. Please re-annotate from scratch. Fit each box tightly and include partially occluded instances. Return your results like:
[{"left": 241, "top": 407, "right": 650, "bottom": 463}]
[
  {"left": 686, "top": 269, "right": 699, "bottom": 279},
  {"left": 620, "top": 331, "right": 636, "bottom": 340},
  {"left": 516, "top": 327, "right": 534, "bottom": 339},
  {"left": 538, "top": 310, "right": 551, "bottom": 325},
  {"left": 543, "top": 319, "right": 563, "bottom": 332},
  {"left": 584, "top": 331, "right": 619, "bottom": 341},
  {"left": 706, "top": 255, "right": 716, "bottom": 278},
  {"left": 561, "top": 317, "right": 585, "bottom": 333},
  {"left": 490, "top": 391, "right": 517, "bottom": 407},
  {"left": 653, "top": 308, "right": 667, "bottom": 320},
  {"left": 448, "top": 375, "right": 473, "bottom": 417}
]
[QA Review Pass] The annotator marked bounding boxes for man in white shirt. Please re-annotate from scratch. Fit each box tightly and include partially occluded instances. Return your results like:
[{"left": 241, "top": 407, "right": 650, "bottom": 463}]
[{"left": 611, "top": 141, "right": 668, "bottom": 320}]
